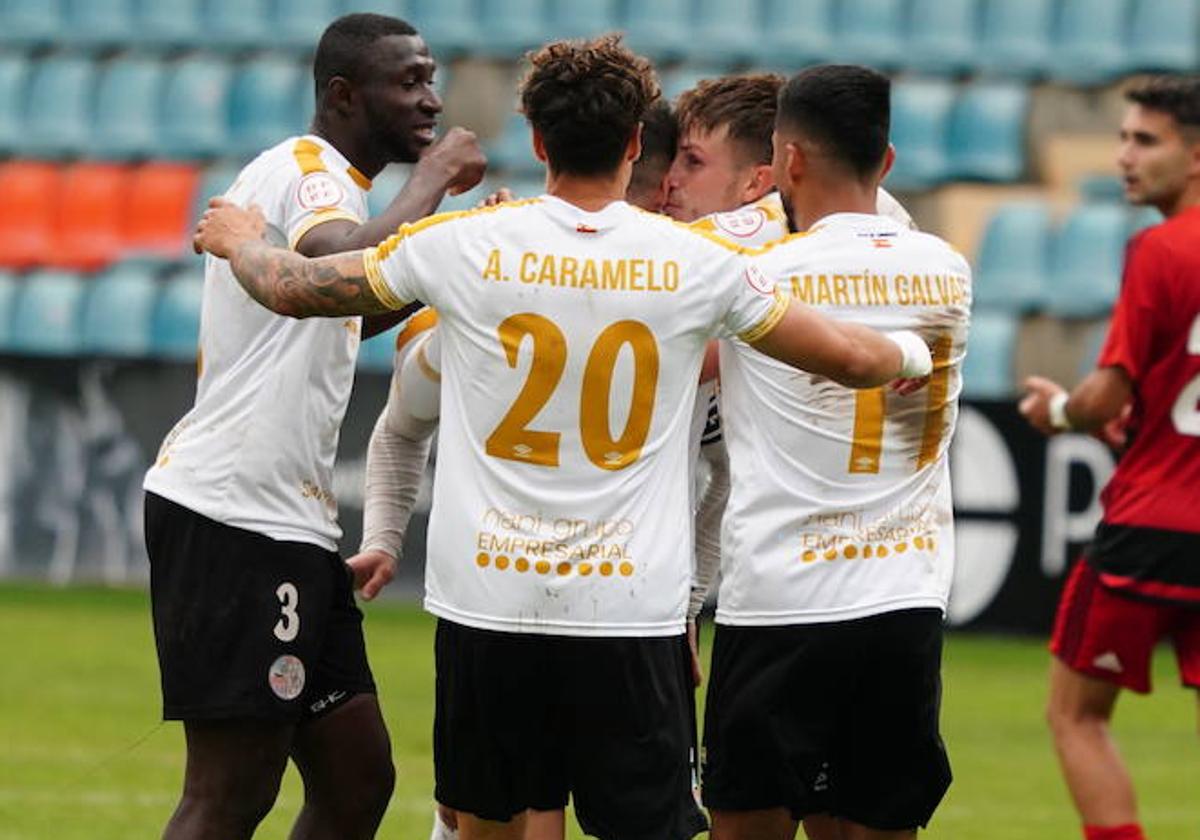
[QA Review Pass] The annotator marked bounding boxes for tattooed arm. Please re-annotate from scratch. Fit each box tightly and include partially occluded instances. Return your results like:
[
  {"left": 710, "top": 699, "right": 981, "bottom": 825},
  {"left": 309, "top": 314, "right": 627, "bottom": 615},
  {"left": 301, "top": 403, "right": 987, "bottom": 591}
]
[{"left": 194, "top": 197, "right": 408, "bottom": 318}]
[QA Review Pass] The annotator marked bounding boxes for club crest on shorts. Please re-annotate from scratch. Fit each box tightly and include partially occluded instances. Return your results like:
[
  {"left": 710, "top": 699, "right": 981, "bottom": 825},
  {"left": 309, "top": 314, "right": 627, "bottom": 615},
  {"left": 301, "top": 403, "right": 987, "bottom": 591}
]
[{"left": 268, "top": 654, "right": 306, "bottom": 700}]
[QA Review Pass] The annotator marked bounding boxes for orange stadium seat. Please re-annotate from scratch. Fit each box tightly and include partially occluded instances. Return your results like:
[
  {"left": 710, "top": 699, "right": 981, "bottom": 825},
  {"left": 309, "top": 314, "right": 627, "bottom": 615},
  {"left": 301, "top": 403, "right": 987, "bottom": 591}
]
[
  {"left": 0, "top": 161, "right": 59, "bottom": 269},
  {"left": 123, "top": 163, "right": 200, "bottom": 260},
  {"left": 49, "top": 163, "right": 129, "bottom": 271}
]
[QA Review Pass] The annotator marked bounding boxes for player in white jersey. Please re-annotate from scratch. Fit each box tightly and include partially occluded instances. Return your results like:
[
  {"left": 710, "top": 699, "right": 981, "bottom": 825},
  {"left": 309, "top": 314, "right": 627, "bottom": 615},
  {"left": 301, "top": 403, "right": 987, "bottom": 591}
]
[
  {"left": 142, "top": 14, "right": 485, "bottom": 840},
  {"left": 193, "top": 36, "right": 932, "bottom": 840},
  {"left": 702, "top": 66, "right": 970, "bottom": 840}
]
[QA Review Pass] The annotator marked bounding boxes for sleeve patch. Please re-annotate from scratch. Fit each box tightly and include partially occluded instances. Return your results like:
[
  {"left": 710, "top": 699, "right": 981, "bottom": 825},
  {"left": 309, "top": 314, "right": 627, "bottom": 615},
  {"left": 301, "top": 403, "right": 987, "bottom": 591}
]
[
  {"left": 296, "top": 172, "right": 347, "bottom": 211},
  {"left": 743, "top": 262, "right": 776, "bottom": 296},
  {"left": 714, "top": 208, "right": 767, "bottom": 239}
]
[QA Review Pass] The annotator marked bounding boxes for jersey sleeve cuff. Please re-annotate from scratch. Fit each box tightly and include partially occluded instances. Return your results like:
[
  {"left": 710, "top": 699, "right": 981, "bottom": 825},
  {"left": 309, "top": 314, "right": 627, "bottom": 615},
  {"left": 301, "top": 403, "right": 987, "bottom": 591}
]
[
  {"left": 363, "top": 247, "right": 409, "bottom": 312},
  {"left": 287, "top": 209, "right": 363, "bottom": 250},
  {"left": 738, "top": 289, "right": 789, "bottom": 344}
]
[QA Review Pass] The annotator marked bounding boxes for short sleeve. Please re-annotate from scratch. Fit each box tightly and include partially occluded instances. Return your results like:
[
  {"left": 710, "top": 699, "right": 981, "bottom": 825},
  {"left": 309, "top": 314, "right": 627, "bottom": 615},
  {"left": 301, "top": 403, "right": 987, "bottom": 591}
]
[
  {"left": 717, "top": 254, "right": 789, "bottom": 343},
  {"left": 281, "top": 139, "right": 364, "bottom": 250},
  {"left": 362, "top": 216, "right": 454, "bottom": 311},
  {"left": 1097, "top": 233, "right": 1165, "bottom": 380}
]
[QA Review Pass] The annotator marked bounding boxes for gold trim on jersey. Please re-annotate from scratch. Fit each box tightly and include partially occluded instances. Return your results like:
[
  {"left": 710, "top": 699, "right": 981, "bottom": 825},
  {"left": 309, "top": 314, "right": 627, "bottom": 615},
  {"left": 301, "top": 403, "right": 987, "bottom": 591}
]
[
  {"left": 737, "top": 288, "right": 789, "bottom": 344},
  {"left": 848, "top": 388, "right": 886, "bottom": 473},
  {"left": 416, "top": 343, "right": 442, "bottom": 383},
  {"left": 916, "top": 334, "right": 954, "bottom": 469},
  {"left": 394, "top": 307, "right": 439, "bottom": 352},
  {"left": 292, "top": 138, "right": 327, "bottom": 175},
  {"left": 752, "top": 194, "right": 788, "bottom": 224},
  {"left": 627, "top": 206, "right": 750, "bottom": 255},
  {"left": 347, "top": 165, "right": 372, "bottom": 191},
  {"left": 373, "top": 198, "right": 543, "bottom": 263},
  {"left": 288, "top": 209, "right": 363, "bottom": 250},
  {"left": 362, "top": 248, "right": 408, "bottom": 311}
]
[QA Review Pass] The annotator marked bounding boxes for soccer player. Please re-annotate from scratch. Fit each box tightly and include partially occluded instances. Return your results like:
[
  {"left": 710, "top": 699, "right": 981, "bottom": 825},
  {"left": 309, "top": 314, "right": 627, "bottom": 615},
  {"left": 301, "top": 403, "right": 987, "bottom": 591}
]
[
  {"left": 703, "top": 65, "right": 970, "bottom": 840},
  {"left": 193, "top": 35, "right": 933, "bottom": 840},
  {"left": 142, "top": 14, "right": 484, "bottom": 840},
  {"left": 1019, "top": 75, "right": 1200, "bottom": 840}
]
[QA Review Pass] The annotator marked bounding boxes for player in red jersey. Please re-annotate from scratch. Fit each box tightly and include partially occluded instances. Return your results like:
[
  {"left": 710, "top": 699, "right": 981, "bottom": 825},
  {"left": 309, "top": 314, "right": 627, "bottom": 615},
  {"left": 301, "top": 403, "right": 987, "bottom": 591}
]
[{"left": 1021, "top": 75, "right": 1200, "bottom": 840}]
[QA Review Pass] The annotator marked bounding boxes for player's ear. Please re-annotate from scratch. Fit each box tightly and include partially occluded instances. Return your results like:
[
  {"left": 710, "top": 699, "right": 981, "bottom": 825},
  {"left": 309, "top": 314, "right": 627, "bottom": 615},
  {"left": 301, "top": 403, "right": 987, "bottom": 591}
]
[
  {"left": 742, "top": 162, "right": 774, "bottom": 203},
  {"left": 879, "top": 143, "right": 897, "bottom": 184},
  {"left": 627, "top": 123, "right": 644, "bottom": 164},
  {"left": 531, "top": 127, "right": 549, "bottom": 164},
  {"left": 323, "top": 76, "right": 355, "bottom": 118},
  {"left": 783, "top": 139, "right": 805, "bottom": 187}
]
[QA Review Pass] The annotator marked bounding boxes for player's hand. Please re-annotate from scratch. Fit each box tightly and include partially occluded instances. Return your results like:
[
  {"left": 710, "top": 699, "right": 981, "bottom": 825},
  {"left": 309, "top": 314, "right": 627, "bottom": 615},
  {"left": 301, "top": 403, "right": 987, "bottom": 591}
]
[
  {"left": 890, "top": 375, "right": 929, "bottom": 396},
  {"left": 1095, "top": 402, "right": 1131, "bottom": 451},
  {"left": 477, "top": 187, "right": 515, "bottom": 208},
  {"left": 193, "top": 197, "right": 266, "bottom": 258},
  {"left": 687, "top": 619, "right": 704, "bottom": 687},
  {"left": 1018, "top": 375, "right": 1066, "bottom": 435},
  {"left": 346, "top": 549, "right": 397, "bottom": 601},
  {"left": 419, "top": 126, "right": 487, "bottom": 196}
]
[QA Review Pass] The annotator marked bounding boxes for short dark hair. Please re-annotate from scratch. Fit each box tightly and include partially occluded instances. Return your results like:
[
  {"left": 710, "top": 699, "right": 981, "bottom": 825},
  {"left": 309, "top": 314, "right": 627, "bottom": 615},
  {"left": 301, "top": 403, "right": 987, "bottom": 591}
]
[
  {"left": 676, "top": 73, "right": 783, "bottom": 166},
  {"left": 314, "top": 13, "right": 418, "bottom": 99},
  {"left": 777, "top": 65, "right": 890, "bottom": 179},
  {"left": 519, "top": 34, "right": 661, "bottom": 176},
  {"left": 629, "top": 99, "right": 678, "bottom": 196},
  {"left": 1125, "top": 75, "right": 1200, "bottom": 131}
]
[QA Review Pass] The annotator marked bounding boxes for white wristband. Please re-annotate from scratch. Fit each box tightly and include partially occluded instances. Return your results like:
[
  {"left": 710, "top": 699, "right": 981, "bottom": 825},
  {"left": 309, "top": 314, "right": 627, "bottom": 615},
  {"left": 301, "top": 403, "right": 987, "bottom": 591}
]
[
  {"left": 1048, "top": 391, "right": 1074, "bottom": 431},
  {"left": 886, "top": 330, "right": 933, "bottom": 378}
]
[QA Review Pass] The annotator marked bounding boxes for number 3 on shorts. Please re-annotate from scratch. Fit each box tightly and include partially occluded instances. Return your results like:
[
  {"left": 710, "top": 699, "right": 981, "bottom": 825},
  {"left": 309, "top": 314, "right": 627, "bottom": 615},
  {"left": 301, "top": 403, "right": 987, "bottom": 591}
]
[{"left": 274, "top": 582, "right": 300, "bottom": 642}]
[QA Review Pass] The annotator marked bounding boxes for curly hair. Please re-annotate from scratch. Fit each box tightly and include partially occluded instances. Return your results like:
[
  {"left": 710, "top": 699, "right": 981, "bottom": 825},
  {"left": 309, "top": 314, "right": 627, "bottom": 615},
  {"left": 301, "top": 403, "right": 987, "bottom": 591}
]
[
  {"left": 675, "top": 73, "right": 784, "bottom": 166},
  {"left": 1126, "top": 75, "right": 1200, "bottom": 131},
  {"left": 519, "top": 34, "right": 661, "bottom": 176}
]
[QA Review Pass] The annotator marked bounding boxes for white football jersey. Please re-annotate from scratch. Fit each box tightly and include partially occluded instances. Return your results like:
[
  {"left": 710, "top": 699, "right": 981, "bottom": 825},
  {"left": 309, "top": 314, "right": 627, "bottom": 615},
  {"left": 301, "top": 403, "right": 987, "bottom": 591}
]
[
  {"left": 718, "top": 212, "right": 971, "bottom": 625},
  {"left": 363, "top": 195, "right": 786, "bottom": 636},
  {"left": 144, "top": 135, "right": 372, "bottom": 550}
]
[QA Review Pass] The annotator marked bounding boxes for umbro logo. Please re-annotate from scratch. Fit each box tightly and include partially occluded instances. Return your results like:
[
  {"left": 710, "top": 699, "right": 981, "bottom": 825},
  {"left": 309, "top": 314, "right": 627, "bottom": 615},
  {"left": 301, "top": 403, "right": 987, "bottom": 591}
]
[{"left": 1092, "top": 651, "right": 1124, "bottom": 673}]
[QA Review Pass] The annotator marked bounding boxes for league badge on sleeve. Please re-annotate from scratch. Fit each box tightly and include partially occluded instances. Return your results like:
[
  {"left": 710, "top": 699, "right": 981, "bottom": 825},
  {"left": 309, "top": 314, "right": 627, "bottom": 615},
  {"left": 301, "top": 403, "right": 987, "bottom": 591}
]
[
  {"left": 743, "top": 263, "right": 775, "bottom": 296},
  {"left": 297, "top": 172, "right": 347, "bottom": 211},
  {"left": 714, "top": 208, "right": 766, "bottom": 239}
]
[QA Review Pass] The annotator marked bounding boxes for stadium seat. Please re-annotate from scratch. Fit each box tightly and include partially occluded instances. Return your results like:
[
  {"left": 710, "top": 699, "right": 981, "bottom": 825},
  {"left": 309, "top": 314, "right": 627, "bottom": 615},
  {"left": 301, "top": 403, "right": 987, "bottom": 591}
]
[
  {"left": 81, "top": 263, "right": 159, "bottom": 357},
  {"left": 0, "top": 271, "right": 18, "bottom": 350},
  {"left": 1045, "top": 202, "right": 1129, "bottom": 318},
  {"left": 960, "top": 310, "right": 1018, "bottom": 399},
  {"left": 10, "top": 270, "right": 86, "bottom": 356},
  {"left": 92, "top": 55, "right": 165, "bottom": 159},
  {"left": 976, "top": 0, "right": 1053, "bottom": 77},
  {"left": 832, "top": 0, "right": 905, "bottom": 69},
  {"left": 972, "top": 201, "right": 1052, "bottom": 312},
  {"left": 547, "top": 0, "right": 618, "bottom": 39},
  {"left": 887, "top": 79, "right": 956, "bottom": 190},
  {"left": 341, "top": 0, "right": 406, "bottom": 13},
  {"left": 0, "top": 161, "right": 58, "bottom": 269},
  {"left": 691, "top": 0, "right": 760, "bottom": 66},
  {"left": 192, "top": 162, "right": 245, "bottom": 223},
  {"left": 203, "top": 0, "right": 271, "bottom": 50},
  {"left": 0, "top": 53, "right": 30, "bottom": 154},
  {"left": 1129, "top": 0, "right": 1200, "bottom": 72},
  {"left": 20, "top": 54, "right": 92, "bottom": 157},
  {"left": 407, "top": 0, "right": 480, "bottom": 53},
  {"left": 621, "top": 0, "right": 691, "bottom": 61},
  {"left": 61, "top": 0, "right": 134, "bottom": 48},
  {"left": 487, "top": 112, "right": 540, "bottom": 176},
  {"left": 133, "top": 0, "right": 203, "bottom": 48},
  {"left": 124, "top": 163, "right": 200, "bottom": 261},
  {"left": 366, "top": 164, "right": 413, "bottom": 218},
  {"left": 476, "top": 0, "right": 548, "bottom": 57},
  {"left": 357, "top": 322, "right": 401, "bottom": 372},
  {"left": 271, "top": 0, "right": 341, "bottom": 51},
  {"left": 759, "top": 0, "right": 834, "bottom": 67},
  {"left": 0, "top": 0, "right": 62, "bottom": 47},
  {"left": 158, "top": 56, "right": 233, "bottom": 159},
  {"left": 1078, "top": 174, "right": 1126, "bottom": 203},
  {"left": 228, "top": 56, "right": 307, "bottom": 156},
  {"left": 946, "top": 81, "right": 1029, "bottom": 181},
  {"left": 904, "top": 0, "right": 979, "bottom": 75},
  {"left": 50, "top": 163, "right": 130, "bottom": 272},
  {"left": 1050, "top": 0, "right": 1132, "bottom": 85},
  {"left": 152, "top": 267, "right": 205, "bottom": 361}
]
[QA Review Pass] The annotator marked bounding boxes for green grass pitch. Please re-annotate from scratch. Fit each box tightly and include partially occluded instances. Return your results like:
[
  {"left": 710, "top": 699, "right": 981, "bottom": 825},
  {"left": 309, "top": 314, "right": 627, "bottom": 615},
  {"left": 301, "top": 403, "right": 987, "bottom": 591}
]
[{"left": 0, "top": 584, "right": 1197, "bottom": 839}]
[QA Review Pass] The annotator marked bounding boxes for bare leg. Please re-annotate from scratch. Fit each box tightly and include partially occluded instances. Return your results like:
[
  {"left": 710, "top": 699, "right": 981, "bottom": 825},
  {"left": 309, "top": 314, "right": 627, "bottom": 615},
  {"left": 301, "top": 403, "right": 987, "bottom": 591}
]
[
  {"left": 1046, "top": 658, "right": 1137, "bottom": 826},
  {"left": 710, "top": 807, "right": 797, "bottom": 840},
  {"left": 458, "top": 811, "right": 528, "bottom": 840},
  {"left": 802, "top": 813, "right": 843, "bottom": 839},
  {"left": 523, "top": 809, "right": 565, "bottom": 840},
  {"left": 288, "top": 694, "right": 395, "bottom": 840},
  {"left": 162, "top": 719, "right": 293, "bottom": 840}
]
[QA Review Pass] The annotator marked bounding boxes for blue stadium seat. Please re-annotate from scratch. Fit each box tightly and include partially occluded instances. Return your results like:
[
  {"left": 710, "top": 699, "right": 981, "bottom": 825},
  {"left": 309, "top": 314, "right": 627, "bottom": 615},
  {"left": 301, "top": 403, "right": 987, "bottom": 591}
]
[
  {"left": 691, "top": 0, "right": 760, "bottom": 66},
  {"left": 92, "top": 55, "right": 165, "bottom": 159},
  {"left": 0, "top": 53, "right": 29, "bottom": 154},
  {"left": 61, "top": 0, "right": 134, "bottom": 48},
  {"left": 81, "top": 264, "right": 159, "bottom": 357},
  {"left": 547, "top": 0, "right": 618, "bottom": 39},
  {"left": 1129, "top": 0, "right": 1200, "bottom": 72},
  {"left": 271, "top": 0, "right": 341, "bottom": 51},
  {"left": 193, "top": 162, "right": 246, "bottom": 221},
  {"left": 203, "top": 0, "right": 271, "bottom": 50},
  {"left": 407, "top": 0, "right": 480, "bottom": 53},
  {"left": 961, "top": 310, "right": 1019, "bottom": 399},
  {"left": 759, "top": 0, "right": 834, "bottom": 67},
  {"left": 159, "top": 56, "right": 233, "bottom": 159},
  {"left": 10, "top": 270, "right": 86, "bottom": 356},
  {"left": 904, "top": 0, "right": 979, "bottom": 75},
  {"left": 152, "top": 268, "right": 204, "bottom": 361},
  {"left": 973, "top": 201, "right": 1052, "bottom": 312},
  {"left": 887, "top": 79, "right": 956, "bottom": 190},
  {"left": 0, "top": 0, "right": 62, "bottom": 47},
  {"left": 1045, "top": 202, "right": 1129, "bottom": 318},
  {"left": 133, "top": 0, "right": 203, "bottom": 48},
  {"left": 1077, "top": 174, "right": 1126, "bottom": 203},
  {"left": 487, "top": 112, "right": 540, "bottom": 176},
  {"left": 1050, "top": 0, "right": 1132, "bottom": 85},
  {"left": 833, "top": 0, "right": 905, "bottom": 68},
  {"left": 476, "top": 0, "right": 548, "bottom": 57},
  {"left": 0, "top": 271, "right": 18, "bottom": 351},
  {"left": 228, "top": 56, "right": 307, "bottom": 156},
  {"left": 622, "top": 0, "right": 691, "bottom": 61},
  {"left": 947, "top": 81, "right": 1029, "bottom": 181},
  {"left": 20, "top": 55, "right": 92, "bottom": 157},
  {"left": 976, "top": 0, "right": 1053, "bottom": 77},
  {"left": 357, "top": 322, "right": 400, "bottom": 372}
]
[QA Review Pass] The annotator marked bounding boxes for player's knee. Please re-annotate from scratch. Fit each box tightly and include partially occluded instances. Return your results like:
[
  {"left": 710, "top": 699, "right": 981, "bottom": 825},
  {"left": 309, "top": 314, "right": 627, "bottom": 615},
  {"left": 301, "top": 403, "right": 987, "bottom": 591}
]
[{"left": 177, "top": 779, "right": 280, "bottom": 834}]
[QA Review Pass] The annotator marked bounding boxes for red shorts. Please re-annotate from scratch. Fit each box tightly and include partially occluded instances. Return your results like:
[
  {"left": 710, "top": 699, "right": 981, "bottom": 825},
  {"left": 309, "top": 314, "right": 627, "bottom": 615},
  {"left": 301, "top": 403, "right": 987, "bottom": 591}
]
[{"left": 1050, "top": 559, "right": 1200, "bottom": 694}]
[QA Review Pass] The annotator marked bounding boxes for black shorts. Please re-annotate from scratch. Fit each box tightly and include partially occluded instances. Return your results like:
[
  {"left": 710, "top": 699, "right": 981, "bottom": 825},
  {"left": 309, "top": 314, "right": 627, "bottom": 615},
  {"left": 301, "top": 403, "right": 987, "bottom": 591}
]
[
  {"left": 433, "top": 619, "right": 707, "bottom": 840},
  {"left": 145, "top": 491, "right": 375, "bottom": 721},
  {"left": 702, "top": 609, "right": 951, "bottom": 831}
]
